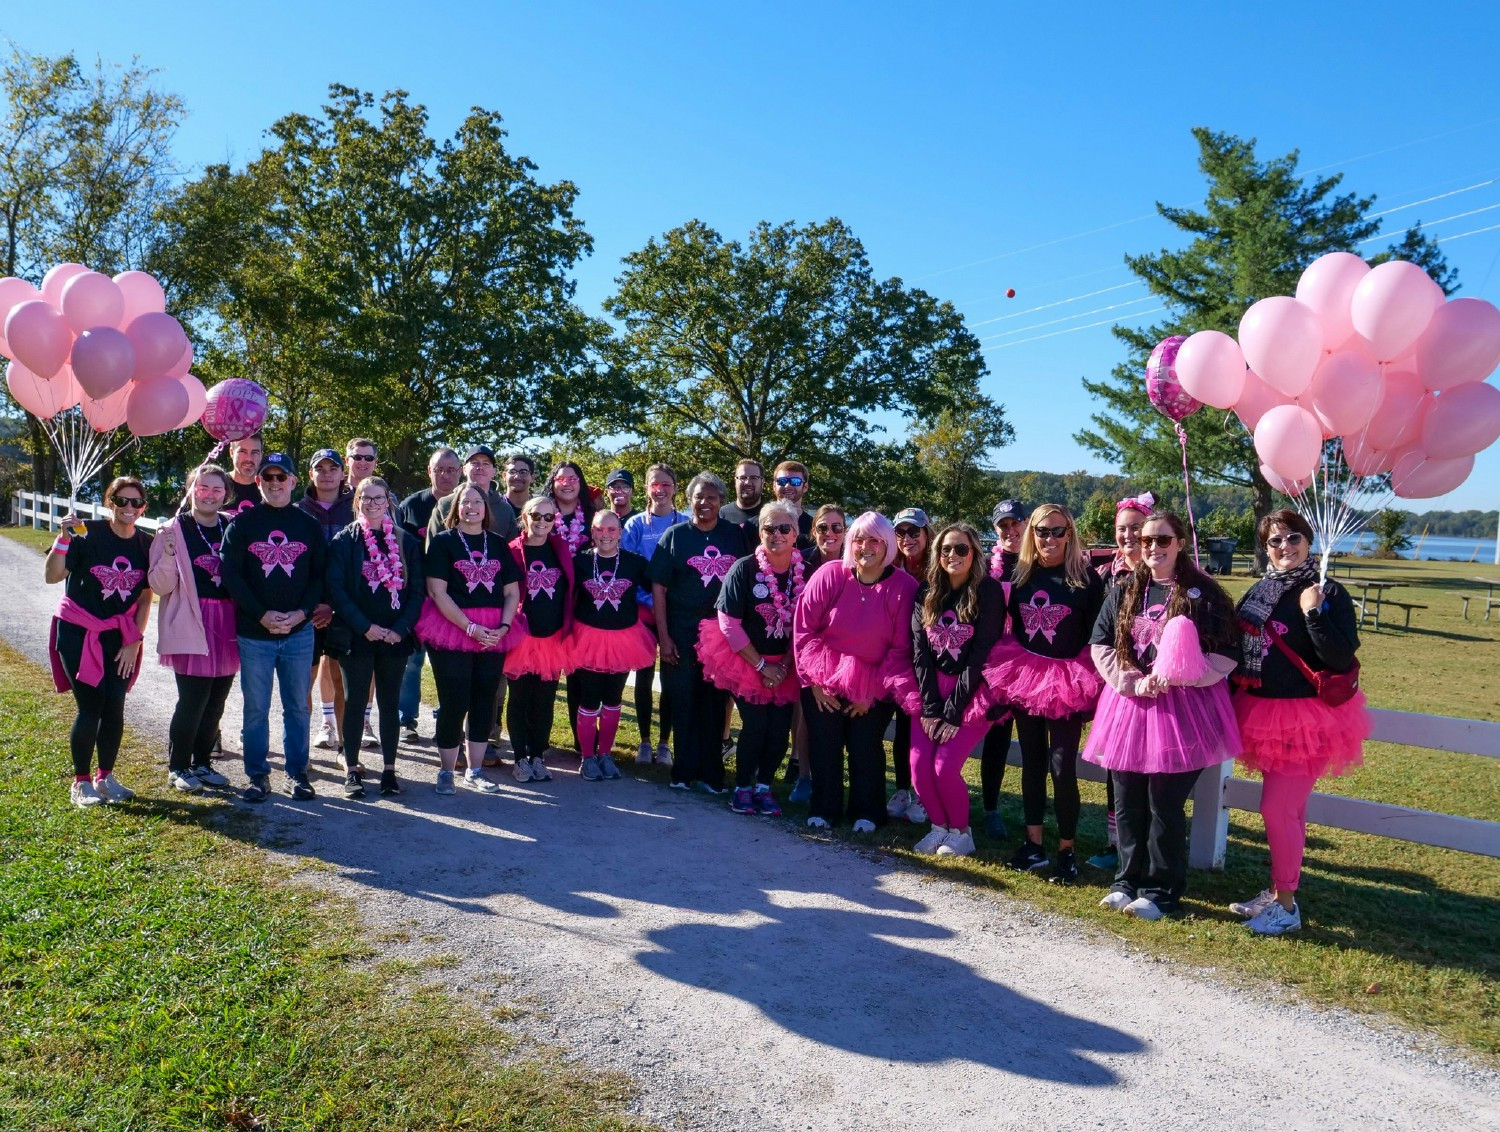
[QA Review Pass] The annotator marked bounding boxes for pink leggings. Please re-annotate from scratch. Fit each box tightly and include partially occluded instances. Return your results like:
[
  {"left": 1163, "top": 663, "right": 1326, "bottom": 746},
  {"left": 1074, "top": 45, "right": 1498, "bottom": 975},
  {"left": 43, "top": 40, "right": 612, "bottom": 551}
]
[
  {"left": 1260, "top": 770, "right": 1320, "bottom": 892},
  {"left": 909, "top": 717, "right": 990, "bottom": 830}
]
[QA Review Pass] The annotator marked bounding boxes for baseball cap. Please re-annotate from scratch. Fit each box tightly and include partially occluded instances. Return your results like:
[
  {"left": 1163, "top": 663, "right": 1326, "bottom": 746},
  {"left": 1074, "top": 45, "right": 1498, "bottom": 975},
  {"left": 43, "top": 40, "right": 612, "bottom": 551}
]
[
  {"left": 258, "top": 453, "right": 296, "bottom": 477},
  {"left": 463, "top": 444, "right": 496, "bottom": 464},
  {"left": 893, "top": 507, "right": 930, "bottom": 530},
  {"left": 992, "top": 499, "right": 1027, "bottom": 524},
  {"left": 605, "top": 468, "right": 634, "bottom": 488},
  {"left": 309, "top": 448, "right": 344, "bottom": 470}
]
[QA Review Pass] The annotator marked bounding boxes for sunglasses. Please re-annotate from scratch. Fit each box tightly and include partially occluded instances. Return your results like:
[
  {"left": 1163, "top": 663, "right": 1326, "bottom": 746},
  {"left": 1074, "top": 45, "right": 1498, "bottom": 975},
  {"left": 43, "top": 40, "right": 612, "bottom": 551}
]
[
  {"left": 1266, "top": 534, "right": 1306, "bottom": 548},
  {"left": 775, "top": 475, "right": 805, "bottom": 487},
  {"left": 894, "top": 526, "right": 923, "bottom": 538},
  {"left": 259, "top": 473, "right": 289, "bottom": 483},
  {"left": 1141, "top": 534, "right": 1178, "bottom": 549},
  {"left": 111, "top": 494, "right": 145, "bottom": 508},
  {"left": 1033, "top": 525, "right": 1070, "bottom": 539},
  {"left": 348, "top": 453, "right": 376, "bottom": 462},
  {"left": 815, "top": 522, "right": 845, "bottom": 534},
  {"left": 552, "top": 474, "right": 580, "bottom": 484},
  {"left": 761, "top": 522, "right": 796, "bottom": 536},
  {"left": 530, "top": 512, "right": 558, "bottom": 523},
  {"left": 939, "top": 544, "right": 973, "bottom": 558}
]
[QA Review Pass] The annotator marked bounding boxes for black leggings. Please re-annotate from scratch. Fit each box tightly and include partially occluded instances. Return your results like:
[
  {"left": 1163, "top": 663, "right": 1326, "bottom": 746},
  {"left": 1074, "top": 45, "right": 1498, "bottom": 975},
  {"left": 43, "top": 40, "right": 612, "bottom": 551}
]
[
  {"left": 891, "top": 710, "right": 914, "bottom": 791},
  {"left": 340, "top": 639, "right": 408, "bottom": 766},
  {"left": 507, "top": 673, "right": 559, "bottom": 762},
  {"left": 634, "top": 661, "right": 672, "bottom": 745},
  {"left": 429, "top": 647, "right": 505, "bottom": 748},
  {"left": 57, "top": 624, "right": 128, "bottom": 778},
  {"left": 735, "top": 698, "right": 793, "bottom": 788},
  {"left": 169, "top": 673, "right": 236, "bottom": 772},
  {"left": 980, "top": 715, "right": 1014, "bottom": 811},
  {"left": 802, "top": 690, "right": 895, "bottom": 827},
  {"left": 1015, "top": 709, "right": 1085, "bottom": 840},
  {"left": 575, "top": 668, "right": 630, "bottom": 711}
]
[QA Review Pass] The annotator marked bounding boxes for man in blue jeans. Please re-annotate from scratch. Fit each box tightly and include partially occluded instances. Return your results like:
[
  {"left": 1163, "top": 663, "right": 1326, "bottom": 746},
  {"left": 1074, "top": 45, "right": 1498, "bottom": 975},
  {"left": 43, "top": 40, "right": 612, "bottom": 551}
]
[{"left": 221, "top": 452, "right": 328, "bottom": 801}]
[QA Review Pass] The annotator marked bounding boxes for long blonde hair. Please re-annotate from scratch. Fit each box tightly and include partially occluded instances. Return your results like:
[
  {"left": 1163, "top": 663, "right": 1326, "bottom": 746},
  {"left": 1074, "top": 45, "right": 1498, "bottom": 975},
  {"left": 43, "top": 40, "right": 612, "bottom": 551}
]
[
  {"left": 1011, "top": 504, "right": 1090, "bottom": 591},
  {"left": 922, "top": 522, "right": 986, "bottom": 626}
]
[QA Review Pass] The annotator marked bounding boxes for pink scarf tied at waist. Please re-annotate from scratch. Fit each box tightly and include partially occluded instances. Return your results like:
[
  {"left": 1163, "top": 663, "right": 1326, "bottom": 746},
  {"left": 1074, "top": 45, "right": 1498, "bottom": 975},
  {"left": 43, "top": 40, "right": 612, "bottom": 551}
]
[{"left": 50, "top": 596, "right": 144, "bottom": 691}]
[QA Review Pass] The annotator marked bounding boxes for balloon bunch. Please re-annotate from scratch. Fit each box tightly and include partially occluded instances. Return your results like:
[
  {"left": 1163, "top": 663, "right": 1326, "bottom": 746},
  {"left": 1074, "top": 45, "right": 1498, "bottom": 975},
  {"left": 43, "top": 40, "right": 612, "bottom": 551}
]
[{"left": 1159, "top": 255, "right": 1500, "bottom": 573}]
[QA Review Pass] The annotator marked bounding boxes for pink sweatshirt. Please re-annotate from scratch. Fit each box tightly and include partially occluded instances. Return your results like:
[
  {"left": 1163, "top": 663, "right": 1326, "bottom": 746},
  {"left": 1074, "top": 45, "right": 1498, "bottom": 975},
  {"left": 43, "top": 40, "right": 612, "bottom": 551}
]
[{"left": 793, "top": 563, "right": 918, "bottom": 704}]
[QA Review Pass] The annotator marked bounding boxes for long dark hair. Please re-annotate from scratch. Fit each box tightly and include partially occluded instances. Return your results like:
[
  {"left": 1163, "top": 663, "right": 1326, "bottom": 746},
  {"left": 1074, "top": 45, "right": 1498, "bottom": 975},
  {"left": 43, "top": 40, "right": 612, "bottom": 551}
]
[
  {"left": 922, "top": 522, "right": 986, "bottom": 627},
  {"left": 543, "top": 460, "right": 596, "bottom": 525},
  {"left": 1114, "top": 511, "right": 1237, "bottom": 667}
]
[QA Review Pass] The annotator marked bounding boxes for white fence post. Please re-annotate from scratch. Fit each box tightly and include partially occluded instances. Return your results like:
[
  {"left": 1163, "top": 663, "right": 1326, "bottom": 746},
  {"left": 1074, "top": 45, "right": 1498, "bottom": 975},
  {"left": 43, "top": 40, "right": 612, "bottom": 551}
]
[{"left": 1188, "top": 759, "right": 1233, "bottom": 870}]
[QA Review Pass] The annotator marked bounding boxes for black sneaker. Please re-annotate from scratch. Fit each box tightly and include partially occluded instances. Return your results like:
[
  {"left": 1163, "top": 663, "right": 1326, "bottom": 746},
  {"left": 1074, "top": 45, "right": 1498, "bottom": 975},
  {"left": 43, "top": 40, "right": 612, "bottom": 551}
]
[
  {"left": 343, "top": 770, "right": 366, "bottom": 799},
  {"left": 379, "top": 768, "right": 401, "bottom": 796},
  {"left": 285, "top": 773, "right": 316, "bottom": 800},
  {"left": 1049, "top": 847, "right": 1079, "bottom": 886},
  {"left": 1006, "top": 839, "right": 1049, "bottom": 873},
  {"left": 242, "top": 774, "right": 271, "bottom": 803}
]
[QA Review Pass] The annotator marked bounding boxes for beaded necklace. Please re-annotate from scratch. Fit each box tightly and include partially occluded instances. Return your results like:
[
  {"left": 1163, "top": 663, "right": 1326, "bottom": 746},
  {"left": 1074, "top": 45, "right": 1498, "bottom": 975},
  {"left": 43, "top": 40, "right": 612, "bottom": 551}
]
[{"left": 754, "top": 545, "right": 806, "bottom": 630}]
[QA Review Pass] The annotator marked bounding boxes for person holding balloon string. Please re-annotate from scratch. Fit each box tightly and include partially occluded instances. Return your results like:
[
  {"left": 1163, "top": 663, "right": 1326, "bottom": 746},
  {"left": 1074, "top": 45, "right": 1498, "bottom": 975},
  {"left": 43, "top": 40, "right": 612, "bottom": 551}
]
[
  {"left": 1228, "top": 509, "right": 1369, "bottom": 936},
  {"left": 976, "top": 497, "right": 1027, "bottom": 841},
  {"left": 44, "top": 475, "right": 155, "bottom": 807}
]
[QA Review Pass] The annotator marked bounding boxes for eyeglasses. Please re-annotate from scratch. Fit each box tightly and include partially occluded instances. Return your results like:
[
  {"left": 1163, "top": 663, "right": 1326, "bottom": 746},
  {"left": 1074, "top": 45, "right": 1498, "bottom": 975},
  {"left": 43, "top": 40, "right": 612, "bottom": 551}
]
[
  {"left": 348, "top": 453, "right": 376, "bottom": 462},
  {"left": 530, "top": 512, "right": 557, "bottom": 523},
  {"left": 1141, "top": 534, "right": 1178, "bottom": 549},
  {"left": 1266, "top": 533, "right": 1305, "bottom": 549},
  {"left": 761, "top": 522, "right": 796, "bottom": 536},
  {"left": 360, "top": 497, "right": 388, "bottom": 508},
  {"left": 939, "top": 544, "right": 973, "bottom": 558},
  {"left": 894, "top": 526, "right": 923, "bottom": 538},
  {"left": 111, "top": 494, "right": 145, "bottom": 508},
  {"left": 260, "top": 473, "right": 289, "bottom": 484},
  {"left": 1033, "top": 525, "right": 1070, "bottom": 539},
  {"left": 815, "top": 522, "right": 845, "bottom": 534},
  {"left": 775, "top": 475, "right": 805, "bottom": 487}
]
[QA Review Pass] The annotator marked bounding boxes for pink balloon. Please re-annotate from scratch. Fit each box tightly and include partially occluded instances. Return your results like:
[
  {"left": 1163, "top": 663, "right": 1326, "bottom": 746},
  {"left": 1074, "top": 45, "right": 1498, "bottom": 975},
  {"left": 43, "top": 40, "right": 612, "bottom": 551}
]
[
  {"left": 124, "top": 311, "right": 189, "bottom": 381},
  {"left": 1341, "top": 433, "right": 1393, "bottom": 477},
  {"left": 3, "top": 300, "right": 73, "bottom": 378},
  {"left": 1421, "top": 381, "right": 1500, "bottom": 459},
  {"left": 1307, "top": 349, "right": 1381, "bottom": 435},
  {"left": 1349, "top": 260, "right": 1445, "bottom": 362},
  {"left": 6, "top": 360, "right": 79, "bottom": 419},
  {"left": 1254, "top": 403, "right": 1324, "bottom": 483},
  {"left": 165, "top": 340, "right": 194, "bottom": 379},
  {"left": 1390, "top": 449, "right": 1475, "bottom": 499},
  {"left": 113, "top": 270, "right": 167, "bottom": 327},
  {"left": 176, "top": 373, "right": 208, "bottom": 429},
  {"left": 69, "top": 327, "right": 137, "bottom": 399},
  {"left": 1239, "top": 296, "right": 1323, "bottom": 397},
  {"left": 1233, "top": 370, "right": 1292, "bottom": 431},
  {"left": 60, "top": 272, "right": 125, "bottom": 335},
  {"left": 1172, "top": 330, "right": 1245, "bottom": 409},
  {"left": 126, "top": 375, "right": 190, "bottom": 437},
  {"left": 1295, "top": 252, "right": 1370, "bottom": 351},
  {"left": 0, "top": 276, "right": 42, "bottom": 334},
  {"left": 40, "top": 263, "right": 87, "bottom": 308},
  {"left": 1259, "top": 462, "right": 1311, "bottom": 497},
  {"left": 82, "top": 384, "right": 131, "bottom": 431},
  {"left": 1412, "top": 297, "right": 1500, "bottom": 391},
  {"left": 1144, "top": 335, "right": 1202, "bottom": 421},
  {"left": 201, "top": 378, "right": 270, "bottom": 441},
  {"left": 1364, "top": 368, "right": 1429, "bottom": 451}
]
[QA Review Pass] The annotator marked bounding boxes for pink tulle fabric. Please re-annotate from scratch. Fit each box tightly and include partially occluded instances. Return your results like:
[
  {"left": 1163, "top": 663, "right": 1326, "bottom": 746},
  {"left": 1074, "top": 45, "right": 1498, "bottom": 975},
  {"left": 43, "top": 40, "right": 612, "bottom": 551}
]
[
  {"left": 160, "top": 598, "right": 240, "bottom": 678},
  {"left": 797, "top": 635, "right": 888, "bottom": 705},
  {"left": 1153, "top": 615, "right": 1208, "bottom": 684},
  {"left": 1234, "top": 690, "right": 1369, "bottom": 779},
  {"left": 416, "top": 603, "right": 528, "bottom": 654},
  {"left": 983, "top": 637, "right": 1103, "bottom": 719},
  {"left": 696, "top": 617, "right": 800, "bottom": 705},
  {"left": 503, "top": 628, "right": 573, "bottom": 680},
  {"left": 886, "top": 642, "right": 1004, "bottom": 726},
  {"left": 1082, "top": 680, "right": 1242, "bottom": 775},
  {"left": 569, "top": 620, "right": 657, "bottom": 674}
]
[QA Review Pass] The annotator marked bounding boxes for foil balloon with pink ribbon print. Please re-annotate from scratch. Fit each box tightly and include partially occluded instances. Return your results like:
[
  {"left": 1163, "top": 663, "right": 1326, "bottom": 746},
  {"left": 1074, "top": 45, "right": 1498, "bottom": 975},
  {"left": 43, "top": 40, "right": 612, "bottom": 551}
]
[
  {"left": 200, "top": 378, "right": 270, "bottom": 459},
  {"left": 1145, "top": 335, "right": 1203, "bottom": 423}
]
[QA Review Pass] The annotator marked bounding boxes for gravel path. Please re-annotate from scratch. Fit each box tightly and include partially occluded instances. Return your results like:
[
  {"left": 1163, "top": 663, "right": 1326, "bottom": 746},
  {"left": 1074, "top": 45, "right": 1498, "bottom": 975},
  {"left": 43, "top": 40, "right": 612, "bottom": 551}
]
[{"left": 6, "top": 533, "right": 1498, "bottom": 1130}]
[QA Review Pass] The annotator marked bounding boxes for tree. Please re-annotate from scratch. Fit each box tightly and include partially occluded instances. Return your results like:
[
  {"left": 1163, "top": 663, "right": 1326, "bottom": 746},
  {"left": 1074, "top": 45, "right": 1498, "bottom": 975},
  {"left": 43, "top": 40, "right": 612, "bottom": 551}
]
[
  {"left": 1368, "top": 507, "right": 1413, "bottom": 558},
  {"left": 0, "top": 47, "right": 184, "bottom": 490},
  {"left": 910, "top": 397, "right": 1014, "bottom": 525},
  {"left": 602, "top": 218, "right": 1009, "bottom": 510},
  {"left": 1075, "top": 128, "right": 1457, "bottom": 566},
  {"left": 154, "top": 85, "right": 612, "bottom": 490}
]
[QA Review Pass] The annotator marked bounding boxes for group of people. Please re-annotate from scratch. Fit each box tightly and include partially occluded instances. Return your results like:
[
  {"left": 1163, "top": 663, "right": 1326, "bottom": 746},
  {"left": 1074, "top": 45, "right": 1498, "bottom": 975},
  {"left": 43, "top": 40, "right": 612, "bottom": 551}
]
[{"left": 45, "top": 444, "right": 1369, "bottom": 934}]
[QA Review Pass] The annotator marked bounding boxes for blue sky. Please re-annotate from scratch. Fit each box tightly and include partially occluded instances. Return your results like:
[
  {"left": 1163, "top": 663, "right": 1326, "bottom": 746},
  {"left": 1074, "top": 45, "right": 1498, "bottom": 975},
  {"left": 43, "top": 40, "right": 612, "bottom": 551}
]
[{"left": 5, "top": 2, "right": 1499, "bottom": 512}]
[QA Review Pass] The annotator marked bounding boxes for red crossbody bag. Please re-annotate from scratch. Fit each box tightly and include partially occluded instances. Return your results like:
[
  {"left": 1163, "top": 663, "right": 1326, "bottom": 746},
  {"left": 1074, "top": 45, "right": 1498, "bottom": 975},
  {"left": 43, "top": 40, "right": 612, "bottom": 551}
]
[{"left": 1265, "top": 625, "right": 1360, "bottom": 707}]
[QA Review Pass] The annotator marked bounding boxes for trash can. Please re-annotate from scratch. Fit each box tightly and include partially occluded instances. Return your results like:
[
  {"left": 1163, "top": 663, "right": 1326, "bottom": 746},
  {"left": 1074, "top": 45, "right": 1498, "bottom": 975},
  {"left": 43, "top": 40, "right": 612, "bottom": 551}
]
[{"left": 1203, "top": 537, "right": 1236, "bottom": 575}]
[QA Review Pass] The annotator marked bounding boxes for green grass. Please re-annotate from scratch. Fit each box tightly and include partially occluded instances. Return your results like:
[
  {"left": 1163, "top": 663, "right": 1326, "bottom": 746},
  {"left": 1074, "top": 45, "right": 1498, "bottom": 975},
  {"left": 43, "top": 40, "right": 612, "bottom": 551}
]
[
  {"left": 0, "top": 643, "right": 646, "bottom": 1132},
  {"left": 2, "top": 525, "right": 62, "bottom": 553}
]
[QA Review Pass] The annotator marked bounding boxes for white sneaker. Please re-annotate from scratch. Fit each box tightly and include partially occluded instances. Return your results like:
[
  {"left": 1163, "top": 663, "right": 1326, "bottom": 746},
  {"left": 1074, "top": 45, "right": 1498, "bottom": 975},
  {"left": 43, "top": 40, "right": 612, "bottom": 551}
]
[
  {"left": 464, "top": 770, "right": 500, "bottom": 794},
  {"left": 913, "top": 825, "right": 950, "bottom": 854},
  {"left": 806, "top": 816, "right": 830, "bottom": 830},
  {"left": 190, "top": 764, "right": 230, "bottom": 787},
  {"left": 1247, "top": 901, "right": 1302, "bottom": 936},
  {"left": 852, "top": 818, "right": 877, "bottom": 833},
  {"left": 315, "top": 722, "right": 337, "bottom": 749},
  {"left": 511, "top": 757, "right": 534, "bottom": 783},
  {"left": 1099, "top": 891, "right": 1133, "bottom": 913},
  {"left": 94, "top": 773, "right": 135, "bottom": 803},
  {"left": 886, "top": 789, "right": 911, "bottom": 817},
  {"left": 529, "top": 755, "right": 552, "bottom": 781},
  {"left": 361, "top": 722, "right": 379, "bottom": 749},
  {"left": 905, "top": 797, "right": 928, "bottom": 824},
  {"left": 655, "top": 743, "right": 673, "bottom": 768},
  {"left": 1124, "top": 896, "right": 1163, "bottom": 921},
  {"left": 935, "top": 828, "right": 976, "bottom": 857},
  {"left": 636, "top": 741, "right": 653, "bottom": 766},
  {"left": 1229, "top": 888, "right": 1278, "bottom": 919},
  {"left": 70, "top": 779, "right": 103, "bottom": 807},
  {"left": 168, "top": 770, "right": 203, "bottom": 793}
]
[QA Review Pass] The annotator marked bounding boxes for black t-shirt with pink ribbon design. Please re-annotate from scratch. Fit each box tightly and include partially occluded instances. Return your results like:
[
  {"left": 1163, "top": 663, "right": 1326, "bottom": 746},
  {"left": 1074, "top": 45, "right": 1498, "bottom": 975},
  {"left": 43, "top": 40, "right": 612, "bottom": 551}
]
[
  {"left": 1006, "top": 563, "right": 1104, "bottom": 659},
  {"left": 220, "top": 503, "right": 327, "bottom": 639},
  {"left": 520, "top": 541, "right": 567, "bottom": 638},
  {"left": 64, "top": 520, "right": 152, "bottom": 618},
  {"left": 647, "top": 519, "right": 745, "bottom": 639},
  {"left": 911, "top": 577, "right": 1005, "bottom": 724},
  {"left": 1091, "top": 578, "right": 1239, "bottom": 672},
  {"left": 425, "top": 529, "right": 521, "bottom": 611},
  {"left": 572, "top": 549, "right": 648, "bottom": 631},
  {"left": 180, "top": 516, "right": 229, "bottom": 599},
  {"left": 715, "top": 553, "right": 805, "bottom": 657}
]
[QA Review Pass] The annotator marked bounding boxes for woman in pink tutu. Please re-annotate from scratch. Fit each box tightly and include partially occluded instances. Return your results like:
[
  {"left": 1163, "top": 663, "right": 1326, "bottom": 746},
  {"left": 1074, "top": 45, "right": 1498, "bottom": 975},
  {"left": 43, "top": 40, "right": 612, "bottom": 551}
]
[
  {"left": 570, "top": 510, "right": 655, "bottom": 782},
  {"left": 987, "top": 504, "right": 1104, "bottom": 883},
  {"left": 793, "top": 511, "right": 918, "bottom": 831},
  {"left": 503, "top": 496, "right": 576, "bottom": 783},
  {"left": 416, "top": 482, "right": 522, "bottom": 795},
  {"left": 1083, "top": 510, "right": 1242, "bottom": 920},
  {"left": 149, "top": 463, "right": 239, "bottom": 793},
  {"left": 1229, "top": 509, "right": 1368, "bottom": 936},
  {"left": 887, "top": 522, "right": 1006, "bottom": 857},
  {"left": 698, "top": 501, "right": 807, "bottom": 817}
]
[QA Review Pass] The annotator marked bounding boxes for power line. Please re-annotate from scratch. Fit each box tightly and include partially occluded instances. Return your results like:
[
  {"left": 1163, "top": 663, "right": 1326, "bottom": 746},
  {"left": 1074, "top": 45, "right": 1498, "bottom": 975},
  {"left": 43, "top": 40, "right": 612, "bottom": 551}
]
[
  {"left": 983, "top": 308, "right": 1166, "bottom": 352},
  {"left": 1368, "top": 179, "right": 1498, "bottom": 219},
  {"left": 977, "top": 296, "right": 1156, "bottom": 342},
  {"left": 911, "top": 215, "right": 1154, "bottom": 282},
  {"left": 967, "top": 282, "right": 1143, "bottom": 328},
  {"left": 1356, "top": 200, "right": 1500, "bottom": 245}
]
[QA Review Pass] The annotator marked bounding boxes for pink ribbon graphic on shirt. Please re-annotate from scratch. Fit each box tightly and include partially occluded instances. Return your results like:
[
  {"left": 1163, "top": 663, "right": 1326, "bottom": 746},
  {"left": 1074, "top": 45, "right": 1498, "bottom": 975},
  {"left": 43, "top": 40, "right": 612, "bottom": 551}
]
[
  {"left": 247, "top": 531, "right": 308, "bottom": 578},
  {"left": 686, "top": 545, "right": 734, "bottom": 587},
  {"left": 1019, "top": 591, "right": 1069, "bottom": 643},
  {"left": 90, "top": 557, "right": 145, "bottom": 602},
  {"left": 926, "top": 610, "right": 974, "bottom": 660}
]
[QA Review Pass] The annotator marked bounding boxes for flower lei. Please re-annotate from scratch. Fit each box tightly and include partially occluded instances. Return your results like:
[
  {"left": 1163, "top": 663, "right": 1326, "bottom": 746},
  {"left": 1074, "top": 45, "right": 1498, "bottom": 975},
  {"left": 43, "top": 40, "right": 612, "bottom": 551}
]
[
  {"left": 989, "top": 544, "right": 1008, "bottom": 581},
  {"left": 558, "top": 509, "right": 588, "bottom": 555},
  {"left": 754, "top": 544, "right": 806, "bottom": 635},
  {"left": 361, "top": 516, "right": 406, "bottom": 608}
]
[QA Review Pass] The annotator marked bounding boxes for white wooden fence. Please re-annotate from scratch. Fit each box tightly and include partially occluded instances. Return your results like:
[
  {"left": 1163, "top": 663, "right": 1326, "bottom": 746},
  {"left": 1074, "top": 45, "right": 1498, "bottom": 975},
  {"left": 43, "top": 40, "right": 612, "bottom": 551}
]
[{"left": 12, "top": 489, "right": 162, "bottom": 533}]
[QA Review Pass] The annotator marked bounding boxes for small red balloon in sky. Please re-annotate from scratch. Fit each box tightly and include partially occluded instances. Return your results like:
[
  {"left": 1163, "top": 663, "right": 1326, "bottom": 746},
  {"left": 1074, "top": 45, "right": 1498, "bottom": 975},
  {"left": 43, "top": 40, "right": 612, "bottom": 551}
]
[{"left": 1006, "top": 288, "right": 1016, "bottom": 298}]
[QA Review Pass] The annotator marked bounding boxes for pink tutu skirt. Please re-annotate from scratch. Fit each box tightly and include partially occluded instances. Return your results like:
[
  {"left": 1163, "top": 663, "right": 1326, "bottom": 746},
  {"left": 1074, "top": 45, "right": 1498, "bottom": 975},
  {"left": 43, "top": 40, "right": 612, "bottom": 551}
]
[
  {"left": 886, "top": 644, "right": 1004, "bottom": 726},
  {"left": 1082, "top": 680, "right": 1242, "bottom": 775},
  {"left": 415, "top": 603, "right": 528, "bottom": 654},
  {"left": 504, "top": 629, "right": 573, "bottom": 680},
  {"left": 570, "top": 620, "right": 657, "bottom": 674},
  {"left": 983, "top": 638, "right": 1103, "bottom": 720},
  {"left": 161, "top": 598, "right": 240, "bottom": 678},
  {"left": 1234, "top": 689, "right": 1369, "bottom": 779},
  {"left": 697, "top": 619, "right": 800, "bottom": 706},
  {"left": 796, "top": 636, "right": 886, "bottom": 705}
]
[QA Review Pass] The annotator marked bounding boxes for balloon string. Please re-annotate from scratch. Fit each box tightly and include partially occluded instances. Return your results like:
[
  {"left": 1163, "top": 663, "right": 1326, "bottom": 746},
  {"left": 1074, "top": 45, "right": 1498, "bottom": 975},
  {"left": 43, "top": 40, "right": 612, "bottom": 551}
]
[
  {"left": 205, "top": 440, "right": 227, "bottom": 462},
  {"left": 1176, "top": 422, "right": 1201, "bottom": 567}
]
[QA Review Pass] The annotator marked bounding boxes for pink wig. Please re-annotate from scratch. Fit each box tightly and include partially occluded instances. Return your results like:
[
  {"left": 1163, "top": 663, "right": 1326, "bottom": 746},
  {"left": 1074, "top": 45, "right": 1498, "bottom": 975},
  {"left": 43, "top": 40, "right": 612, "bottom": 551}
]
[{"left": 842, "top": 511, "right": 899, "bottom": 570}]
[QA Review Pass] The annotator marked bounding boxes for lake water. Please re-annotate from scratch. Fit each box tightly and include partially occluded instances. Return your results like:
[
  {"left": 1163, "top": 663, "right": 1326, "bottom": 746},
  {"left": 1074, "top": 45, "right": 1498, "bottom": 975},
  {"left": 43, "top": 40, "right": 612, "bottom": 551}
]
[{"left": 1326, "top": 533, "right": 1499, "bottom": 563}]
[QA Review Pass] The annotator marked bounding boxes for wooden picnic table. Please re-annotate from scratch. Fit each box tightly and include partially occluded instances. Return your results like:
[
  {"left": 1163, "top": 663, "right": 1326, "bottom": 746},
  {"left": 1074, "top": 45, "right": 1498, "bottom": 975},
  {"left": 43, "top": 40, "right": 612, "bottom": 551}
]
[
  {"left": 1457, "top": 577, "right": 1500, "bottom": 621},
  {"left": 1345, "top": 577, "right": 1423, "bottom": 630}
]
